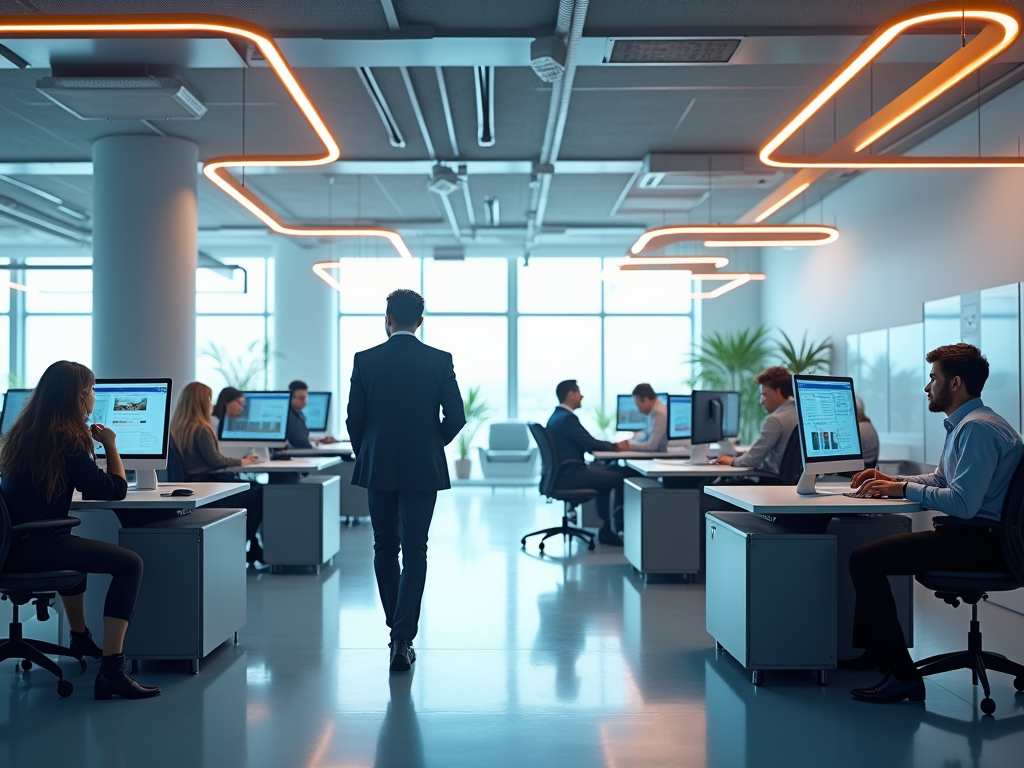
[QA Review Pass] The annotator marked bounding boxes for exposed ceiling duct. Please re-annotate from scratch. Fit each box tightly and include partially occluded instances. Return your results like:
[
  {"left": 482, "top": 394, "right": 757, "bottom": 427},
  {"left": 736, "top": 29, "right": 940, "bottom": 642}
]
[
  {"left": 530, "top": 37, "right": 567, "bottom": 82},
  {"left": 36, "top": 76, "right": 207, "bottom": 120}
]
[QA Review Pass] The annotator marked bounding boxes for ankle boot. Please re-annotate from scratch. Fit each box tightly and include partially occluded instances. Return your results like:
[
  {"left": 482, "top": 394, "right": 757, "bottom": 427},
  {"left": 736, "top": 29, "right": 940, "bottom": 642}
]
[
  {"left": 69, "top": 629, "right": 103, "bottom": 660},
  {"left": 94, "top": 654, "right": 161, "bottom": 700}
]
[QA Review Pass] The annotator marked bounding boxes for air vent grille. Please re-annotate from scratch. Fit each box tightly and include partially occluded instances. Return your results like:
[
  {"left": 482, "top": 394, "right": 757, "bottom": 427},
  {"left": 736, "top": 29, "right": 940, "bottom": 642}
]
[
  {"left": 36, "top": 76, "right": 207, "bottom": 120},
  {"left": 607, "top": 39, "right": 741, "bottom": 64}
]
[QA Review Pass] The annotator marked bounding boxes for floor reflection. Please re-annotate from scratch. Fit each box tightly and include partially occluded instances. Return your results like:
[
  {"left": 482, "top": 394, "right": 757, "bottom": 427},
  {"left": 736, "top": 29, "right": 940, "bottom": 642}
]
[{"left": 374, "top": 673, "right": 425, "bottom": 768}]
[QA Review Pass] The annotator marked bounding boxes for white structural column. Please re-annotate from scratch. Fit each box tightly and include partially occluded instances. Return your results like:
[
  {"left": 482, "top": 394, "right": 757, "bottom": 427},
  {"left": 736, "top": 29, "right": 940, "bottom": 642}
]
[
  {"left": 273, "top": 239, "right": 339, "bottom": 421},
  {"left": 92, "top": 136, "right": 198, "bottom": 390}
]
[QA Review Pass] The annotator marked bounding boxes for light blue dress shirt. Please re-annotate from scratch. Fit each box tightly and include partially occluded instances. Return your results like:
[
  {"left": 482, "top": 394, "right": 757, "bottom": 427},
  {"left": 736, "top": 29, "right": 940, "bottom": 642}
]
[{"left": 898, "top": 398, "right": 1023, "bottom": 522}]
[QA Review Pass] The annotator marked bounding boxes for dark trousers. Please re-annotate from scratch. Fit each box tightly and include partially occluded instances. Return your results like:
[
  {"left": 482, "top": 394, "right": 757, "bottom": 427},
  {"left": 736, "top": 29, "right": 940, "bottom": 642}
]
[
  {"left": 849, "top": 524, "right": 1006, "bottom": 676},
  {"left": 557, "top": 465, "right": 627, "bottom": 528},
  {"left": 368, "top": 489, "right": 437, "bottom": 644},
  {"left": 3, "top": 533, "right": 143, "bottom": 621}
]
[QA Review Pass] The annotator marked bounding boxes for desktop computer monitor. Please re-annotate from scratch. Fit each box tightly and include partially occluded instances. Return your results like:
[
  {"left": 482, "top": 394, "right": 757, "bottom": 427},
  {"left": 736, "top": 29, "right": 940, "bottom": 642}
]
[
  {"left": 218, "top": 391, "right": 290, "bottom": 450},
  {"left": 667, "top": 395, "right": 692, "bottom": 441},
  {"left": 792, "top": 374, "right": 864, "bottom": 494},
  {"left": 89, "top": 378, "right": 173, "bottom": 491},
  {"left": 1, "top": 389, "right": 32, "bottom": 434},
  {"left": 721, "top": 391, "right": 741, "bottom": 439},
  {"left": 616, "top": 392, "right": 668, "bottom": 432},
  {"left": 689, "top": 390, "right": 740, "bottom": 463},
  {"left": 302, "top": 392, "right": 332, "bottom": 433}
]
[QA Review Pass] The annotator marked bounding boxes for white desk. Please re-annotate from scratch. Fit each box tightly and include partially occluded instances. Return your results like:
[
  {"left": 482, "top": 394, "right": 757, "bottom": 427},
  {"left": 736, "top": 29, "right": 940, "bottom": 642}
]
[
  {"left": 704, "top": 485, "right": 920, "bottom": 516},
  {"left": 279, "top": 444, "right": 354, "bottom": 458},
  {"left": 218, "top": 457, "right": 342, "bottom": 474},
  {"left": 625, "top": 459, "right": 752, "bottom": 477},
  {"left": 71, "top": 482, "right": 250, "bottom": 510}
]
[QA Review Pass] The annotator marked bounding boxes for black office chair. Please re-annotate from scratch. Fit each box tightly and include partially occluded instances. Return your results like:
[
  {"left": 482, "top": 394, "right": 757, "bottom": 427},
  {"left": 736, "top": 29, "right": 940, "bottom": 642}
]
[
  {"left": 913, "top": 456, "right": 1024, "bottom": 715},
  {"left": 726, "top": 431, "right": 802, "bottom": 486},
  {"left": 0, "top": 490, "right": 86, "bottom": 698},
  {"left": 521, "top": 423, "right": 596, "bottom": 555}
]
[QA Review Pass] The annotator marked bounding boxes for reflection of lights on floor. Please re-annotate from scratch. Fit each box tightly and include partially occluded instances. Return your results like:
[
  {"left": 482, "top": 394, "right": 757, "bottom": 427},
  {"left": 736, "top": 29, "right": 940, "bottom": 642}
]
[
  {"left": 304, "top": 721, "right": 372, "bottom": 768},
  {"left": 247, "top": 661, "right": 273, "bottom": 685},
  {"left": 246, "top": 702, "right": 270, "bottom": 724}
]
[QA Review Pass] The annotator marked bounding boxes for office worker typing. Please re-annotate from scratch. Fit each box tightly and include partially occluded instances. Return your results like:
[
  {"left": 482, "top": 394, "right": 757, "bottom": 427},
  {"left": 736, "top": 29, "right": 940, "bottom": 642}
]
[
  {"left": 547, "top": 380, "right": 629, "bottom": 546},
  {"left": 716, "top": 366, "right": 798, "bottom": 472},
  {"left": 0, "top": 361, "right": 159, "bottom": 700},
  {"left": 844, "top": 344, "right": 1023, "bottom": 704},
  {"left": 347, "top": 289, "right": 466, "bottom": 672},
  {"left": 627, "top": 383, "right": 668, "bottom": 452},
  {"left": 286, "top": 379, "right": 337, "bottom": 449},
  {"left": 170, "top": 382, "right": 266, "bottom": 566},
  {"left": 211, "top": 386, "right": 244, "bottom": 437}
]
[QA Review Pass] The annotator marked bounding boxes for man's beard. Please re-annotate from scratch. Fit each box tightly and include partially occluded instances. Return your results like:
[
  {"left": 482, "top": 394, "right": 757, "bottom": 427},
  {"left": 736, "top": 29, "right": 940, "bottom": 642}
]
[{"left": 928, "top": 382, "right": 953, "bottom": 413}]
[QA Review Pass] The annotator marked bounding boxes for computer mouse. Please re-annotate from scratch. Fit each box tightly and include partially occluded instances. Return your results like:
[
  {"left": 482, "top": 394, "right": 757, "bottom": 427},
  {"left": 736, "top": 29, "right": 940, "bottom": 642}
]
[{"left": 170, "top": 488, "right": 194, "bottom": 497}]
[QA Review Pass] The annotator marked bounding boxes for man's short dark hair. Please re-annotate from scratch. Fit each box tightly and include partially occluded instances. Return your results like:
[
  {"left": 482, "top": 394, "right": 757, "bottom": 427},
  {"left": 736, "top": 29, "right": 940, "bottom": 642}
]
[
  {"left": 288, "top": 380, "right": 308, "bottom": 394},
  {"left": 386, "top": 289, "right": 425, "bottom": 327},
  {"left": 632, "top": 383, "right": 656, "bottom": 400},
  {"left": 556, "top": 379, "right": 579, "bottom": 403},
  {"left": 926, "top": 343, "right": 989, "bottom": 397},
  {"left": 755, "top": 366, "right": 793, "bottom": 398}
]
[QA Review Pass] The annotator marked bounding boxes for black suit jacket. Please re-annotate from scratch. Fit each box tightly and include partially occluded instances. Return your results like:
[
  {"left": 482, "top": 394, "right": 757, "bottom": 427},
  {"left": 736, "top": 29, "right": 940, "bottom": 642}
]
[
  {"left": 545, "top": 407, "right": 618, "bottom": 465},
  {"left": 346, "top": 334, "right": 466, "bottom": 492}
]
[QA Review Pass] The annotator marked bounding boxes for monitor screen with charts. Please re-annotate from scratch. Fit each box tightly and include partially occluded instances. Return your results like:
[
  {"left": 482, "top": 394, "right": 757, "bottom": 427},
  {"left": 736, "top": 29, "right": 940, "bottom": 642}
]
[
  {"left": 219, "top": 391, "right": 290, "bottom": 443},
  {"left": 793, "top": 375, "right": 863, "bottom": 464},
  {"left": 667, "top": 395, "right": 692, "bottom": 440},
  {"left": 302, "top": 392, "right": 331, "bottom": 432},
  {"left": 721, "top": 391, "right": 741, "bottom": 439},
  {"left": 616, "top": 393, "right": 668, "bottom": 431},
  {"left": 89, "top": 379, "right": 172, "bottom": 459},
  {"left": 1, "top": 389, "right": 32, "bottom": 434}
]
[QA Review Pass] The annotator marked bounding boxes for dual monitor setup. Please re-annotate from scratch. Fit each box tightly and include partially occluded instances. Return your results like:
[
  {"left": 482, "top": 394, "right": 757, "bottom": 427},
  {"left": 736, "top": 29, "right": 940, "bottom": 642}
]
[
  {"left": 0, "top": 384, "right": 332, "bottom": 491},
  {"left": 616, "top": 390, "right": 740, "bottom": 464},
  {"left": 614, "top": 374, "right": 867, "bottom": 493}
]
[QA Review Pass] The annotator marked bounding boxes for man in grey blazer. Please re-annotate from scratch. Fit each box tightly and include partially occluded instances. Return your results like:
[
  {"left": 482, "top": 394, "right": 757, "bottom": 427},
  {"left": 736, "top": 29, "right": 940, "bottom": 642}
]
[{"left": 346, "top": 289, "right": 465, "bottom": 671}]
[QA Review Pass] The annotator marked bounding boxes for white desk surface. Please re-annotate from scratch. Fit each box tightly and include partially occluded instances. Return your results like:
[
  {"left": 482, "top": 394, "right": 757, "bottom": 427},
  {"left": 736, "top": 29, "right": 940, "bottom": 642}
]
[
  {"left": 624, "top": 459, "right": 752, "bottom": 477},
  {"left": 281, "top": 444, "right": 354, "bottom": 458},
  {"left": 704, "top": 485, "right": 921, "bottom": 516},
  {"left": 219, "top": 457, "right": 343, "bottom": 473},
  {"left": 71, "top": 482, "right": 250, "bottom": 510}
]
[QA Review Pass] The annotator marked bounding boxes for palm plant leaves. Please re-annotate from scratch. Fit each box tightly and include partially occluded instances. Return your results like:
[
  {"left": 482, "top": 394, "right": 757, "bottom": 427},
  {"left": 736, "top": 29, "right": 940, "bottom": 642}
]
[
  {"left": 776, "top": 330, "right": 831, "bottom": 375},
  {"left": 456, "top": 385, "right": 492, "bottom": 459},
  {"left": 201, "top": 339, "right": 281, "bottom": 390}
]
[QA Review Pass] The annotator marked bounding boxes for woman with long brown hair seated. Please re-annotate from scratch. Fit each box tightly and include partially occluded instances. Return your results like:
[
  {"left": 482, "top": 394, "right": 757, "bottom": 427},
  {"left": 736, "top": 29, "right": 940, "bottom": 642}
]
[
  {"left": 170, "top": 382, "right": 265, "bottom": 565},
  {"left": 0, "top": 361, "right": 159, "bottom": 700}
]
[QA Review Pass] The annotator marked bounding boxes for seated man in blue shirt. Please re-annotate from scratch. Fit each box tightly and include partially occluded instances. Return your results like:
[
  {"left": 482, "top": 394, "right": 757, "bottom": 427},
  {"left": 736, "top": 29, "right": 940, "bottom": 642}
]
[
  {"left": 546, "top": 379, "right": 629, "bottom": 546},
  {"left": 844, "top": 344, "right": 1023, "bottom": 704},
  {"left": 286, "top": 380, "right": 338, "bottom": 449}
]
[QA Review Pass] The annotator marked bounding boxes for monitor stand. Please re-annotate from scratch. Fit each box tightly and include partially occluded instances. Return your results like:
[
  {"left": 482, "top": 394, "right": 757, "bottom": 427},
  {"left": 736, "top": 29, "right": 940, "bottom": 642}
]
[
  {"left": 688, "top": 444, "right": 711, "bottom": 464},
  {"left": 134, "top": 469, "right": 159, "bottom": 491},
  {"left": 717, "top": 440, "right": 737, "bottom": 457},
  {"left": 250, "top": 446, "right": 272, "bottom": 462},
  {"left": 796, "top": 471, "right": 819, "bottom": 495}
]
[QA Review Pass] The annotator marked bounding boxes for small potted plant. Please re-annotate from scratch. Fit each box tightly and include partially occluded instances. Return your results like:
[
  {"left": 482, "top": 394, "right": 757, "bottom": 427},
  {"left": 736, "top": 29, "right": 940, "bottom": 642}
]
[{"left": 454, "top": 385, "right": 492, "bottom": 480}]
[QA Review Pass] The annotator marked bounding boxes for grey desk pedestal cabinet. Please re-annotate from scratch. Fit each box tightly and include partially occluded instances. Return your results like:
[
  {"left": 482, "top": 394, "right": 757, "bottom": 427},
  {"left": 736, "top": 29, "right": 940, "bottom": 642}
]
[
  {"left": 706, "top": 512, "right": 837, "bottom": 685},
  {"left": 263, "top": 475, "right": 341, "bottom": 571},
  {"left": 119, "top": 508, "right": 247, "bottom": 674},
  {"left": 623, "top": 478, "right": 701, "bottom": 578}
]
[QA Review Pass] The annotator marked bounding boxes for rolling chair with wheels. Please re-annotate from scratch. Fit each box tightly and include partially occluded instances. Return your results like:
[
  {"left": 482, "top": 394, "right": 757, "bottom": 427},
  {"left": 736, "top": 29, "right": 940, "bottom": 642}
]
[
  {"left": 521, "top": 423, "right": 596, "bottom": 555},
  {"left": 913, "top": 456, "right": 1024, "bottom": 715},
  {"left": 0, "top": 490, "right": 85, "bottom": 698}
]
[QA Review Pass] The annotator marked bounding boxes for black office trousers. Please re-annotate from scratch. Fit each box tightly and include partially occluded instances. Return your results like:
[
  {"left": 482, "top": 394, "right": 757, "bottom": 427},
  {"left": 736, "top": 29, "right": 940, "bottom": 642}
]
[
  {"left": 3, "top": 532, "right": 143, "bottom": 621},
  {"left": 367, "top": 489, "right": 437, "bottom": 645},
  {"left": 849, "top": 524, "right": 1006, "bottom": 676},
  {"left": 557, "top": 465, "right": 628, "bottom": 529}
]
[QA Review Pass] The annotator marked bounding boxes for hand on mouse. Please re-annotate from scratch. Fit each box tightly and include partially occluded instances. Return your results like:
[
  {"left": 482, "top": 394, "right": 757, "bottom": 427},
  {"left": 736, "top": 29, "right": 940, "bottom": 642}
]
[{"left": 241, "top": 454, "right": 260, "bottom": 466}]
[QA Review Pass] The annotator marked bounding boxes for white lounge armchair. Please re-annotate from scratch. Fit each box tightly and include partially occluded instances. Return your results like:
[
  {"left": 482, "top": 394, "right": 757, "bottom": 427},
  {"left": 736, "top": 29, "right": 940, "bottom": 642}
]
[{"left": 477, "top": 422, "right": 540, "bottom": 480}]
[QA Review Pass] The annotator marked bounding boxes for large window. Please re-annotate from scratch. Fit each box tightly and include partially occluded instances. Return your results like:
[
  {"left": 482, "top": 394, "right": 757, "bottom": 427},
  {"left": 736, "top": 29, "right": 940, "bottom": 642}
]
[
  {"left": 23, "top": 257, "right": 92, "bottom": 385},
  {"left": 337, "top": 256, "right": 697, "bottom": 446}
]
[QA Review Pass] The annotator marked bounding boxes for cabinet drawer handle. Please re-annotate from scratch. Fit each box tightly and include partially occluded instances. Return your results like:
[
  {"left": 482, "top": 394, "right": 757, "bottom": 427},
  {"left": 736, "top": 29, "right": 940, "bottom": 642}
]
[{"left": 710, "top": 525, "right": 716, "bottom": 540}]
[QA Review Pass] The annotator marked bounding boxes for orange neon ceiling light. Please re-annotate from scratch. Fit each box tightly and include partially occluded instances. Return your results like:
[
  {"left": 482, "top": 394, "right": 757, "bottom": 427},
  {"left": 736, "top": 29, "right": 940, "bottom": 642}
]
[
  {"left": 0, "top": 14, "right": 413, "bottom": 259},
  {"left": 760, "top": 0, "right": 1024, "bottom": 170},
  {"left": 630, "top": 224, "right": 839, "bottom": 255}
]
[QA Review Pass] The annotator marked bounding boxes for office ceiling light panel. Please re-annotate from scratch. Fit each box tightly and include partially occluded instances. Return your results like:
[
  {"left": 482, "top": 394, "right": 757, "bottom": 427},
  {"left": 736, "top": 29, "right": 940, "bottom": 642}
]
[
  {"left": 760, "top": 0, "right": 1024, "bottom": 169},
  {"left": 0, "top": 14, "right": 413, "bottom": 261},
  {"left": 606, "top": 39, "right": 742, "bottom": 64},
  {"left": 631, "top": 225, "right": 839, "bottom": 254},
  {"left": 36, "top": 76, "right": 207, "bottom": 120}
]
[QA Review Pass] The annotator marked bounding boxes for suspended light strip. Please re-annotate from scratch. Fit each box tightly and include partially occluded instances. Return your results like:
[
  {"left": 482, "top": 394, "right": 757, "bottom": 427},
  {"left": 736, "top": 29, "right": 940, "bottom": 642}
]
[
  {"left": 630, "top": 225, "right": 838, "bottom": 255},
  {"left": 753, "top": 182, "right": 811, "bottom": 223},
  {"left": 0, "top": 15, "right": 413, "bottom": 259},
  {"left": 760, "top": 0, "right": 1024, "bottom": 169},
  {"left": 311, "top": 262, "right": 345, "bottom": 292},
  {"left": 5, "top": 281, "right": 32, "bottom": 293}
]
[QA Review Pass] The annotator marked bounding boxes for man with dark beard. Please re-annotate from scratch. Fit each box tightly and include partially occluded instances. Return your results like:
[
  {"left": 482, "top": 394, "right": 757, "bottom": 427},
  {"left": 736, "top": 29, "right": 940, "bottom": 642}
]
[{"left": 841, "top": 343, "right": 1023, "bottom": 703}]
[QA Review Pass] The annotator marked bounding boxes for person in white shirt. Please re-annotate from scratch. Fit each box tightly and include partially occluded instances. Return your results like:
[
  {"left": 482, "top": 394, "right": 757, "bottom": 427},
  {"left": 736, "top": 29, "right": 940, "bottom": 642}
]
[
  {"left": 856, "top": 396, "right": 880, "bottom": 467},
  {"left": 628, "top": 383, "right": 668, "bottom": 452}
]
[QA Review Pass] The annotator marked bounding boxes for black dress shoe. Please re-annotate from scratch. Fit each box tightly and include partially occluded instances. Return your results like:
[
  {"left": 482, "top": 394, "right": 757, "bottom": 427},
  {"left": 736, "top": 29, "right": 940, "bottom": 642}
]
[
  {"left": 69, "top": 629, "right": 102, "bottom": 660},
  {"left": 389, "top": 639, "right": 413, "bottom": 672},
  {"left": 598, "top": 527, "right": 623, "bottom": 547},
  {"left": 851, "top": 672, "right": 925, "bottom": 703},
  {"left": 94, "top": 655, "right": 161, "bottom": 700},
  {"left": 838, "top": 651, "right": 887, "bottom": 671}
]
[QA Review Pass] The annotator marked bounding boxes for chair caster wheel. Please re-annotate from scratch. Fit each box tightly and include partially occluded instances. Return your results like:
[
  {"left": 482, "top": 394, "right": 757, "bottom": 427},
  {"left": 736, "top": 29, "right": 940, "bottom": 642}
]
[
  {"left": 1014, "top": 676, "right": 1024, "bottom": 692},
  {"left": 57, "top": 680, "right": 73, "bottom": 698},
  {"left": 79, "top": 658, "right": 88, "bottom": 672},
  {"left": 520, "top": 539, "right": 527, "bottom": 547},
  {"left": 751, "top": 670, "right": 763, "bottom": 686},
  {"left": 981, "top": 697, "right": 996, "bottom": 715},
  {"left": 20, "top": 660, "right": 31, "bottom": 671},
  {"left": 587, "top": 541, "right": 595, "bottom": 551}
]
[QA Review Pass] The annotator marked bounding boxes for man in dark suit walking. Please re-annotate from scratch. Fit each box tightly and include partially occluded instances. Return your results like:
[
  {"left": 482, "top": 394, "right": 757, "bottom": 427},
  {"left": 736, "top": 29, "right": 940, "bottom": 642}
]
[{"left": 346, "top": 289, "right": 466, "bottom": 672}]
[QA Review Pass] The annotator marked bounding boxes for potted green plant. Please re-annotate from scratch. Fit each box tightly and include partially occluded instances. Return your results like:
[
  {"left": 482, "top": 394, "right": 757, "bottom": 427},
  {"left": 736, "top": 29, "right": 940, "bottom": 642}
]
[
  {"left": 591, "top": 404, "right": 617, "bottom": 440},
  {"left": 201, "top": 339, "right": 280, "bottom": 389},
  {"left": 775, "top": 330, "right": 831, "bottom": 375},
  {"left": 454, "top": 385, "right": 492, "bottom": 480}
]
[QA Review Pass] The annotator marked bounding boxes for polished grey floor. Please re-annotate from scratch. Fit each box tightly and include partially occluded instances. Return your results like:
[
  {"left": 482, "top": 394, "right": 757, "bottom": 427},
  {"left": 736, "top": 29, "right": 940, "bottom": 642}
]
[{"left": 3, "top": 488, "right": 1024, "bottom": 768}]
